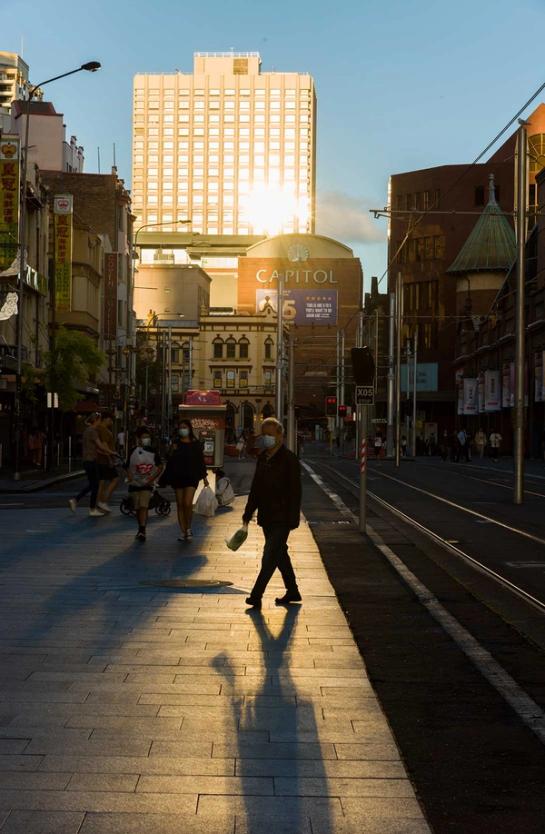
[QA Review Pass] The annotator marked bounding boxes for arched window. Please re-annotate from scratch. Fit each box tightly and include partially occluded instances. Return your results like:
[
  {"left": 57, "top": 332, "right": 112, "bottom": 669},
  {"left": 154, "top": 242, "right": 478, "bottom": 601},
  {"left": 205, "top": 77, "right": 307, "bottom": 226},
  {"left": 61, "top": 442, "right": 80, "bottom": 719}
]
[
  {"left": 171, "top": 341, "right": 181, "bottom": 364},
  {"left": 213, "top": 337, "right": 224, "bottom": 359},
  {"left": 264, "top": 337, "right": 273, "bottom": 360},
  {"left": 238, "top": 336, "right": 249, "bottom": 359},
  {"left": 226, "top": 336, "right": 236, "bottom": 359}
]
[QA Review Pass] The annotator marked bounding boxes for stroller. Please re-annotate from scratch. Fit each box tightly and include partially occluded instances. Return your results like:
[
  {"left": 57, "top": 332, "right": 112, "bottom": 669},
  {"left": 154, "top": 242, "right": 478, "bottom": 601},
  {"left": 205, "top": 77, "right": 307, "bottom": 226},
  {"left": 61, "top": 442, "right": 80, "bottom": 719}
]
[{"left": 120, "top": 484, "right": 171, "bottom": 517}]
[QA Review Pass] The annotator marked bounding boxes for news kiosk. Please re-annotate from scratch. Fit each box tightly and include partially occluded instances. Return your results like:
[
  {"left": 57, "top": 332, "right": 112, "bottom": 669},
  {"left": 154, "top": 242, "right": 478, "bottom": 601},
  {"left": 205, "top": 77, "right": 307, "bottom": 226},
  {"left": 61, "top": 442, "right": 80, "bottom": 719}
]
[{"left": 178, "top": 390, "right": 226, "bottom": 469}]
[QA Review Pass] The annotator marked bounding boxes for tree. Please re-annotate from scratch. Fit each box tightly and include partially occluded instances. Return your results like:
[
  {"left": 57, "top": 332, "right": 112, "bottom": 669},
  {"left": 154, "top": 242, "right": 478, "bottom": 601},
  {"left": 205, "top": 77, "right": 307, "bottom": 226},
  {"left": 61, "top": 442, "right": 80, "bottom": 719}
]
[{"left": 45, "top": 328, "right": 105, "bottom": 410}]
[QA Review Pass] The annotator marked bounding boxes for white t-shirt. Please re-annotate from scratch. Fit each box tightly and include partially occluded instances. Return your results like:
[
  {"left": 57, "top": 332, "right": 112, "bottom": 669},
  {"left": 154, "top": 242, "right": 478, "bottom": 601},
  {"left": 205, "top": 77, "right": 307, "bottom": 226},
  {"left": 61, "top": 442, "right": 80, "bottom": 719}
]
[{"left": 489, "top": 433, "right": 502, "bottom": 448}]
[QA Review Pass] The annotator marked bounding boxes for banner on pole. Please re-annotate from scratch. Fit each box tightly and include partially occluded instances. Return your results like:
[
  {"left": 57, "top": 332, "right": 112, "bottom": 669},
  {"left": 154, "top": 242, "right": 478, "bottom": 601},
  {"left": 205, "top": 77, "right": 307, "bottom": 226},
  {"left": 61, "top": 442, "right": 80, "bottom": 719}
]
[
  {"left": 462, "top": 378, "right": 478, "bottom": 415},
  {"left": 484, "top": 370, "right": 501, "bottom": 412},
  {"left": 0, "top": 136, "right": 20, "bottom": 271},
  {"left": 53, "top": 195, "right": 73, "bottom": 311}
]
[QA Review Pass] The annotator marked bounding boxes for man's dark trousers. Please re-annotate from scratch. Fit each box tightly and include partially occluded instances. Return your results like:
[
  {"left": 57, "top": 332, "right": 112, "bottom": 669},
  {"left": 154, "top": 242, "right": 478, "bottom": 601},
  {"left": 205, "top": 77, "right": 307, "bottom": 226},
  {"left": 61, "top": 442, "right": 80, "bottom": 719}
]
[{"left": 251, "top": 523, "right": 298, "bottom": 600}]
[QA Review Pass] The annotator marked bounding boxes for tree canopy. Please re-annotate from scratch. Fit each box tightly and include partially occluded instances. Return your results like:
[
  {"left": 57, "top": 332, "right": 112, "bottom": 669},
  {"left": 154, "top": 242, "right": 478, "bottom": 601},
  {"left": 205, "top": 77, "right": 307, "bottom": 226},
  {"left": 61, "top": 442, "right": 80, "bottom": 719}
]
[{"left": 45, "top": 328, "right": 105, "bottom": 409}]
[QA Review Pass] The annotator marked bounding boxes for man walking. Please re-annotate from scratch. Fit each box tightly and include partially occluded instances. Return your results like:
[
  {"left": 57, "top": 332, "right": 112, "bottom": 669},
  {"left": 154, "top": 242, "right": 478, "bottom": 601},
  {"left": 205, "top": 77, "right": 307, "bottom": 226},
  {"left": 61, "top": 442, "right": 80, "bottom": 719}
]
[
  {"left": 243, "top": 418, "right": 302, "bottom": 609},
  {"left": 69, "top": 412, "right": 112, "bottom": 516},
  {"left": 457, "top": 428, "right": 470, "bottom": 462}
]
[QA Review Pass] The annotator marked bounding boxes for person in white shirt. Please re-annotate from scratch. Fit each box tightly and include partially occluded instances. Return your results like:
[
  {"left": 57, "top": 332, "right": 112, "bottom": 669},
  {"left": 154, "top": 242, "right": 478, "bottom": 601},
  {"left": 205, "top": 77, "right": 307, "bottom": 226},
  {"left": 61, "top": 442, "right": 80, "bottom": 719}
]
[{"left": 489, "top": 431, "right": 502, "bottom": 462}]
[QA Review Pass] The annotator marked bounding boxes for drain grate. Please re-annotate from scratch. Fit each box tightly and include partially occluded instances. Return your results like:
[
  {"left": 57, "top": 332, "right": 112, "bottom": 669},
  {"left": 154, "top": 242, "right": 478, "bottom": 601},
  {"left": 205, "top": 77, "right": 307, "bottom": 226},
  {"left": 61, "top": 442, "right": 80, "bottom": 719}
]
[{"left": 139, "top": 579, "right": 233, "bottom": 589}]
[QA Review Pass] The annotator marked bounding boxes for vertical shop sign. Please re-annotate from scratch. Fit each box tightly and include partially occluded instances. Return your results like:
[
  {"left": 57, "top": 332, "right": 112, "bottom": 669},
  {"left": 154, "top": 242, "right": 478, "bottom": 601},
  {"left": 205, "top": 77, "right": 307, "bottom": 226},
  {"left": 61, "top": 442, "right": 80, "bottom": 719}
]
[
  {"left": 53, "top": 195, "right": 73, "bottom": 311},
  {"left": 103, "top": 253, "right": 118, "bottom": 339},
  {"left": 0, "top": 136, "right": 20, "bottom": 271}
]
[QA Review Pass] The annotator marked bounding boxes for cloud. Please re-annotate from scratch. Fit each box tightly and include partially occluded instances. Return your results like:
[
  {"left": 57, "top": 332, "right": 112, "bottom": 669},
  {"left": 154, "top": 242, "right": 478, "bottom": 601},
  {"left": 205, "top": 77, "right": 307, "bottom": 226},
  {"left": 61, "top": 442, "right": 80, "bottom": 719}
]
[{"left": 315, "top": 190, "right": 386, "bottom": 245}]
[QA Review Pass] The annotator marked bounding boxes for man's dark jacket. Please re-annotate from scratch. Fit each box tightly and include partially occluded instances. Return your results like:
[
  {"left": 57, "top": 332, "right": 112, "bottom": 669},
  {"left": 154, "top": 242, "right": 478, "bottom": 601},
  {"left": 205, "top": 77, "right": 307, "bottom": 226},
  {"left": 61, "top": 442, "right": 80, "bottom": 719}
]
[{"left": 243, "top": 445, "right": 301, "bottom": 529}]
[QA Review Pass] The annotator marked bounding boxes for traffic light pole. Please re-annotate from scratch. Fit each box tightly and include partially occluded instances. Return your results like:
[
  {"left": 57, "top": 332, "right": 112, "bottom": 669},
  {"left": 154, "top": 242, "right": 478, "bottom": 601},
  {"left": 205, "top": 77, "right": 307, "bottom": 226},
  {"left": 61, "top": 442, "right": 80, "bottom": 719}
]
[{"left": 357, "top": 310, "right": 368, "bottom": 533}]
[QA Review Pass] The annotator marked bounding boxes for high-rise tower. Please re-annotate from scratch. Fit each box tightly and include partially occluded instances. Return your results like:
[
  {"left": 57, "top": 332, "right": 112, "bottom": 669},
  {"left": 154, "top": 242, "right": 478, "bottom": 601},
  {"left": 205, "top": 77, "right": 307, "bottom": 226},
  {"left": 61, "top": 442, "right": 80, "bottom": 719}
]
[{"left": 132, "top": 53, "right": 316, "bottom": 237}]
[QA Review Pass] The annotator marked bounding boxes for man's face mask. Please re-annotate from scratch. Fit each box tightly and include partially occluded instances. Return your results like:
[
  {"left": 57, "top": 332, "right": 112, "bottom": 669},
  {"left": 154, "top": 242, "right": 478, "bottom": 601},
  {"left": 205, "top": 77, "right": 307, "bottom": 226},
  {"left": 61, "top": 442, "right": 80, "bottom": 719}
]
[
  {"left": 179, "top": 428, "right": 190, "bottom": 438},
  {"left": 262, "top": 435, "right": 276, "bottom": 449},
  {"left": 141, "top": 436, "right": 151, "bottom": 446}
]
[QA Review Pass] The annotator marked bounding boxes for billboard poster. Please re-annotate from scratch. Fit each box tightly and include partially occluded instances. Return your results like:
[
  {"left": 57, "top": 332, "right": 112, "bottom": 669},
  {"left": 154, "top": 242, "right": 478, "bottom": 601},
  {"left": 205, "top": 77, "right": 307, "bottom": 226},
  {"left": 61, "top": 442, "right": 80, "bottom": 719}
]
[
  {"left": 478, "top": 372, "right": 485, "bottom": 413},
  {"left": 0, "top": 136, "right": 20, "bottom": 271},
  {"left": 484, "top": 370, "right": 501, "bottom": 412},
  {"left": 53, "top": 194, "right": 73, "bottom": 312},
  {"left": 400, "top": 362, "right": 438, "bottom": 392},
  {"left": 463, "top": 378, "right": 478, "bottom": 415},
  {"left": 103, "top": 253, "right": 118, "bottom": 340},
  {"left": 502, "top": 362, "right": 510, "bottom": 408},
  {"left": 256, "top": 288, "right": 338, "bottom": 325}
]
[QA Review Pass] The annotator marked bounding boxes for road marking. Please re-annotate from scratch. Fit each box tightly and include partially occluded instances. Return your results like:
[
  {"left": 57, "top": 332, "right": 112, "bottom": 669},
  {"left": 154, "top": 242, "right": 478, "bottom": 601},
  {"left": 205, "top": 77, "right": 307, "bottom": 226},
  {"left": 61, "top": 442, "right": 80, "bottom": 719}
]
[
  {"left": 302, "top": 460, "right": 545, "bottom": 748},
  {"left": 368, "top": 467, "right": 545, "bottom": 547},
  {"left": 419, "top": 459, "right": 545, "bottom": 484},
  {"left": 413, "top": 461, "right": 545, "bottom": 499}
]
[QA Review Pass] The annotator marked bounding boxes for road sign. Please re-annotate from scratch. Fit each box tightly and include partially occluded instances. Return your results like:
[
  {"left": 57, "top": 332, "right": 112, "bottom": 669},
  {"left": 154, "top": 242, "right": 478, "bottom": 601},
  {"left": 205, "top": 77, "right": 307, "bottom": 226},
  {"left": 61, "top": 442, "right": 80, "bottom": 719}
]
[{"left": 355, "top": 385, "right": 374, "bottom": 405}]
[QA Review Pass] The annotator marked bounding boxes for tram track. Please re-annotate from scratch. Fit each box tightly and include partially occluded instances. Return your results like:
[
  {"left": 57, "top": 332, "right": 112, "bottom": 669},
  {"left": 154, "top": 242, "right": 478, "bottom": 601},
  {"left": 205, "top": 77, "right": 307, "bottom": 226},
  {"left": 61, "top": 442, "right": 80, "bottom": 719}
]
[{"left": 315, "top": 461, "right": 545, "bottom": 616}]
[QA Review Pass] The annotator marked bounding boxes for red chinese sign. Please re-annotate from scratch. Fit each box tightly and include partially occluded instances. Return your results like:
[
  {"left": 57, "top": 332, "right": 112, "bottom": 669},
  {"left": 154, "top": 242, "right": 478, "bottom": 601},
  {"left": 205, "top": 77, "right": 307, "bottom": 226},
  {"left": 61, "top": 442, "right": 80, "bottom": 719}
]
[
  {"left": 53, "top": 195, "right": 73, "bottom": 311},
  {"left": 103, "top": 253, "right": 118, "bottom": 339},
  {"left": 0, "top": 136, "right": 20, "bottom": 271}
]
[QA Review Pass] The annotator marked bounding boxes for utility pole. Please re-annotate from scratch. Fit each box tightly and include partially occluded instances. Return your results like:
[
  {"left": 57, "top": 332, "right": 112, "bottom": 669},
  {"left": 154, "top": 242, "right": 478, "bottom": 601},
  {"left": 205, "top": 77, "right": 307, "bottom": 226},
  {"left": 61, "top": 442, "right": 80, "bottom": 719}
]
[
  {"left": 340, "top": 328, "right": 345, "bottom": 455},
  {"left": 395, "top": 271, "right": 402, "bottom": 467},
  {"left": 387, "top": 292, "right": 395, "bottom": 458},
  {"left": 412, "top": 326, "right": 418, "bottom": 457},
  {"left": 287, "top": 327, "right": 296, "bottom": 452},
  {"left": 275, "top": 273, "right": 284, "bottom": 421},
  {"left": 514, "top": 121, "right": 528, "bottom": 505}
]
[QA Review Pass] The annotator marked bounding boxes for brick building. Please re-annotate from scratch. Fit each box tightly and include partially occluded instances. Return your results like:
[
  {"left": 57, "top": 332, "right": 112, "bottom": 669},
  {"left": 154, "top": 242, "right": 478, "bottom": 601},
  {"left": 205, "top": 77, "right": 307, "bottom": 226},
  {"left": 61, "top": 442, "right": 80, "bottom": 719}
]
[{"left": 387, "top": 104, "right": 545, "bottom": 437}]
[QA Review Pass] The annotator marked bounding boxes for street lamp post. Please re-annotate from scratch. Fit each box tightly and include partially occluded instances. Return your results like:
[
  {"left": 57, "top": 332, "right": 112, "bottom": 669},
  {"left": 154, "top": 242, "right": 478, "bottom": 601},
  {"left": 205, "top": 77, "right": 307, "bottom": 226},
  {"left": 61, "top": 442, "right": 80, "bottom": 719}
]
[{"left": 13, "top": 60, "right": 101, "bottom": 480}]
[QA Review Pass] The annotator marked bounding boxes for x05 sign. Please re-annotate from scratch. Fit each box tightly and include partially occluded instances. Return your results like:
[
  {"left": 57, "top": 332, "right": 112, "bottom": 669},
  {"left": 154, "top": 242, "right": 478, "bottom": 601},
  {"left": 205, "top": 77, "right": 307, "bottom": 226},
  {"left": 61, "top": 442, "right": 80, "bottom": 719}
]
[{"left": 355, "top": 385, "right": 374, "bottom": 405}]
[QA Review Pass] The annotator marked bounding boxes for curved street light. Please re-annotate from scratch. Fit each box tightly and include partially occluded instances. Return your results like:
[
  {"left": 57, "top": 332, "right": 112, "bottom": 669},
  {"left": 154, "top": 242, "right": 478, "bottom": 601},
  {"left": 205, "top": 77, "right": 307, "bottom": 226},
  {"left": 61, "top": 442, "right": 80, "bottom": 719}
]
[{"left": 14, "top": 61, "right": 101, "bottom": 480}]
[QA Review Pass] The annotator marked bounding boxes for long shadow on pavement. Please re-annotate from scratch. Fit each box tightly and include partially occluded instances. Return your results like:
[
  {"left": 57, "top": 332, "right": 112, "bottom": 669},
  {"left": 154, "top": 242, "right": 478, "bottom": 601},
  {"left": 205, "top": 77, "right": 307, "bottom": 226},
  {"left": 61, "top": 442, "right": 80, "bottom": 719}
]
[{"left": 213, "top": 605, "right": 332, "bottom": 834}]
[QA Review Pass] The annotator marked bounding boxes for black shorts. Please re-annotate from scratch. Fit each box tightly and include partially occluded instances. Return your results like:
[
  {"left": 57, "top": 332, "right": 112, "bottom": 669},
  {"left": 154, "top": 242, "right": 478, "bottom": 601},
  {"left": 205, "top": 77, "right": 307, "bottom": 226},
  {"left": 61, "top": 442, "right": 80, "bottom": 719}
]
[{"left": 98, "top": 464, "right": 118, "bottom": 481}]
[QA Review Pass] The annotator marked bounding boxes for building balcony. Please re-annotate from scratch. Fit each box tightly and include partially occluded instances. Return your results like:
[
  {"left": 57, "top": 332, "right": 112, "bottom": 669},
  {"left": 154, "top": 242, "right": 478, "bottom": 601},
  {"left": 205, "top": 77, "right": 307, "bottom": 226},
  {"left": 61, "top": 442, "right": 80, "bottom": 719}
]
[{"left": 214, "top": 385, "right": 275, "bottom": 398}]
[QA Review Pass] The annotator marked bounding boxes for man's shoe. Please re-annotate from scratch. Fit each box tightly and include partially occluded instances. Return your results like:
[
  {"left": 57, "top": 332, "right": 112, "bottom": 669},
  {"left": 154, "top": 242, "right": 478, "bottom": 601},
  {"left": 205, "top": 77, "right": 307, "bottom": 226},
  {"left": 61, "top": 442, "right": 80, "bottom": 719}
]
[
  {"left": 68, "top": 498, "right": 77, "bottom": 513},
  {"left": 88, "top": 508, "right": 105, "bottom": 518},
  {"left": 135, "top": 531, "right": 146, "bottom": 542},
  {"left": 275, "top": 591, "right": 302, "bottom": 605},
  {"left": 186, "top": 528, "right": 193, "bottom": 540},
  {"left": 97, "top": 502, "right": 111, "bottom": 513},
  {"left": 245, "top": 596, "right": 262, "bottom": 609}
]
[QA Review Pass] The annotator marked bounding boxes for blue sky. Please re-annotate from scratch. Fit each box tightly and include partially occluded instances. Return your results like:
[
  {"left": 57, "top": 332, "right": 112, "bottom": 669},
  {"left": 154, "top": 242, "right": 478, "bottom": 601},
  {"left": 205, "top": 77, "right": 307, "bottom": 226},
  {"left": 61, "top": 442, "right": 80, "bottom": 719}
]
[{"left": 4, "top": 0, "right": 545, "bottom": 285}]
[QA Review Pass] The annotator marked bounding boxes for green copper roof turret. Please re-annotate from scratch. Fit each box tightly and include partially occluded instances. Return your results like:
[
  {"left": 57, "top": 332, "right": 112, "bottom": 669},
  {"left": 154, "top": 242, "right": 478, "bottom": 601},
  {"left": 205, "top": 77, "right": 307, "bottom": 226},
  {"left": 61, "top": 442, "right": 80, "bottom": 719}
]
[{"left": 447, "top": 174, "right": 516, "bottom": 273}]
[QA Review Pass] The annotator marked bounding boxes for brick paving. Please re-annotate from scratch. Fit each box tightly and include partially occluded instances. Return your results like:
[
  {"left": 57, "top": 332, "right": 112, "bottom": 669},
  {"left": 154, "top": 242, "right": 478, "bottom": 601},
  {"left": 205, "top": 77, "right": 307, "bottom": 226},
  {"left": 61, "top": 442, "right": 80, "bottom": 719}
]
[{"left": 0, "top": 483, "right": 430, "bottom": 833}]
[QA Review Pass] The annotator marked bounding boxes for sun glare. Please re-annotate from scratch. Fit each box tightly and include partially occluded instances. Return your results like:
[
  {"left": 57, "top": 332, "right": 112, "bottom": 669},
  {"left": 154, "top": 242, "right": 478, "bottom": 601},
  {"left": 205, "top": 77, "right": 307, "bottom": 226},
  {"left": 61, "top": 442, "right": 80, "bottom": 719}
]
[{"left": 242, "top": 184, "right": 309, "bottom": 235}]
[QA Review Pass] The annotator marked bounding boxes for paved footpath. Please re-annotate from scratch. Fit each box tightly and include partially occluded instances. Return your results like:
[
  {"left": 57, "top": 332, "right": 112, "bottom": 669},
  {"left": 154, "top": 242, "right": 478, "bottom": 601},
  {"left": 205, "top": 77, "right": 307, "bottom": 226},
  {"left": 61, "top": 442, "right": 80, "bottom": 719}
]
[{"left": 0, "top": 488, "right": 430, "bottom": 834}]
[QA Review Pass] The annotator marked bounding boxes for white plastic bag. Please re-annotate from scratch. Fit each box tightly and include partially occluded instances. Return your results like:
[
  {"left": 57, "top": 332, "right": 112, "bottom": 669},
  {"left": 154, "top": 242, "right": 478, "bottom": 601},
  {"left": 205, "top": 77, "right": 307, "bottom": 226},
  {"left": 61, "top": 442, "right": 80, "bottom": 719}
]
[
  {"left": 216, "top": 476, "right": 235, "bottom": 507},
  {"left": 194, "top": 485, "right": 218, "bottom": 517}
]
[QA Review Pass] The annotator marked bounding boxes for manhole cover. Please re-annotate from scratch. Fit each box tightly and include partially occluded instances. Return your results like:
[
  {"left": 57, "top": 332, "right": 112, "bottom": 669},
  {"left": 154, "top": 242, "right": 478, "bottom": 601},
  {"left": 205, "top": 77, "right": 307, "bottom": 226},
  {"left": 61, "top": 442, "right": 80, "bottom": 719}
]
[{"left": 139, "top": 579, "right": 233, "bottom": 589}]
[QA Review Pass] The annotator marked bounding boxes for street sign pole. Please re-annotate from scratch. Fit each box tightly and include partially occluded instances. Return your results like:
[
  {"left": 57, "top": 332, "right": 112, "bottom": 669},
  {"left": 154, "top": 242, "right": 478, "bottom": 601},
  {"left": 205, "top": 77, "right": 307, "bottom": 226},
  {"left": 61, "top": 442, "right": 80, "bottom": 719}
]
[{"left": 359, "top": 415, "right": 368, "bottom": 533}]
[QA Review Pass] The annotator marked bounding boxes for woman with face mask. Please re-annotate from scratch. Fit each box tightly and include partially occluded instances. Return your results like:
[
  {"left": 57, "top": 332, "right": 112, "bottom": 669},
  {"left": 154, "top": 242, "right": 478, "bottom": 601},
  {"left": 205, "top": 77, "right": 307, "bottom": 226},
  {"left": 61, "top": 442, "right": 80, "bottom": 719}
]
[{"left": 160, "top": 419, "right": 209, "bottom": 540}]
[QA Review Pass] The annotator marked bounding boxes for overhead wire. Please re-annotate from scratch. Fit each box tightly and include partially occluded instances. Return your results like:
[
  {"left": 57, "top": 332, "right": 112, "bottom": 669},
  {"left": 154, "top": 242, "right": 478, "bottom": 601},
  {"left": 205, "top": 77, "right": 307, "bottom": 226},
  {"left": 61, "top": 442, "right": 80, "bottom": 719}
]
[{"left": 376, "top": 79, "right": 545, "bottom": 289}]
